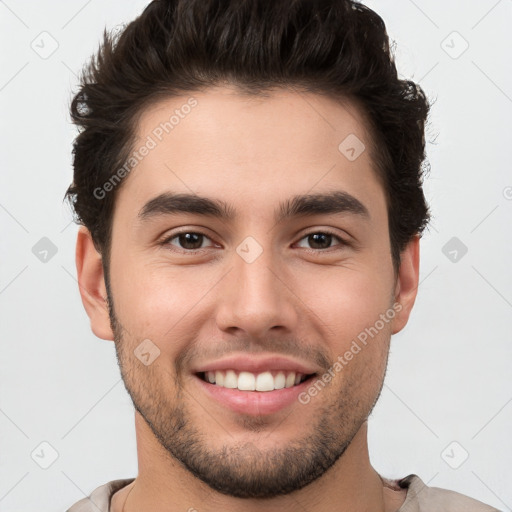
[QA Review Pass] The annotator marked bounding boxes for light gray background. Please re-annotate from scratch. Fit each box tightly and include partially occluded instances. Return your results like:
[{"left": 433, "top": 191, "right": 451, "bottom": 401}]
[{"left": 1, "top": 1, "right": 511, "bottom": 510}]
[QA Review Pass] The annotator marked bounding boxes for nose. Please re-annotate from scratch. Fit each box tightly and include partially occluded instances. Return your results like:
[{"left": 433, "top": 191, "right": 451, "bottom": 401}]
[{"left": 214, "top": 245, "right": 299, "bottom": 339}]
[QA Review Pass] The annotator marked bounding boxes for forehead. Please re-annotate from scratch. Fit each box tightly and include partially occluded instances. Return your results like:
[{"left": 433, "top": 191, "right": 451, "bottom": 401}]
[
  {"left": 136, "top": 86, "right": 371, "bottom": 164},
  {"left": 114, "top": 86, "right": 385, "bottom": 224}
]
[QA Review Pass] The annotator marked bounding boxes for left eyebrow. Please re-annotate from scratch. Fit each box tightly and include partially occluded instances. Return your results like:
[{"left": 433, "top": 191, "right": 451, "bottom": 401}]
[
  {"left": 137, "top": 190, "right": 370, "bottom": 224},
  {"left": 275, "top": 191, "right": 369, "bottom": 223}
]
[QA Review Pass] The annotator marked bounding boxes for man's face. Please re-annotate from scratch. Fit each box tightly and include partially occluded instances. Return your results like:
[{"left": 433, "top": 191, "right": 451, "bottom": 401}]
[{"left": 101, "top": 87, "right": 409, "bottom": 497}]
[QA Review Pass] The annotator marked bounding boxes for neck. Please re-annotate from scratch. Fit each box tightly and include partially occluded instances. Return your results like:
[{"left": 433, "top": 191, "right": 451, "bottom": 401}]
[{"left": 115, "top": 413, "right": 397, "bottom": 512}]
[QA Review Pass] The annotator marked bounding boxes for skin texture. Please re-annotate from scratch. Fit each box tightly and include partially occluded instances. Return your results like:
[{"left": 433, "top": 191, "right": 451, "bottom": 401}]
[{"left": 76, "top": 86, "right": 419, "bottom": 512}]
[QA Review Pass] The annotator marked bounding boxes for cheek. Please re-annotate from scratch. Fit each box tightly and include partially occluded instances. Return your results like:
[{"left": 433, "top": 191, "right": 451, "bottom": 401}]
[
  {"left": 111, "top": 264, "right": 179, "bottom": 334},
  {"left": 111, "top": 262, "right": 220, "bottom": 358},
  {"left": 301, "top": 265, "right": 394, "bottom": 344},
  {"left": 298, "top": 267, "right": 393, "bottom": 390}
]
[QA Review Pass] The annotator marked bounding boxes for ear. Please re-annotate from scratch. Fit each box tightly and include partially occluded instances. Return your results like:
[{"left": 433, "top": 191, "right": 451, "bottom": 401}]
[
  {"left": 391, "top": 235, "right": 420, "bottom": 335},
  {"left": 75, "top": 226, "right": 115, "bottom": 341}
]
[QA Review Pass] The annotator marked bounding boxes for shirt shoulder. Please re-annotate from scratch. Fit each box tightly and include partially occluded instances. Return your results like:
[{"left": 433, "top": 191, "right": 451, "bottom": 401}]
[
  {"left": 66, "top": 478, "right": 135, "bottom": 512},
  {"left": 65, "top": 474, "right": 501, "bottom": 511},
  {"left": 395, "top": 474, "right": 501, "bottom": 512}
]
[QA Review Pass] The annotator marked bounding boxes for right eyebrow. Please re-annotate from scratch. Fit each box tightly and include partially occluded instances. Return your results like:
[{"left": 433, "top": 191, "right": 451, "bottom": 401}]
[{"left": 138, "top": 192, "right": 236, "bottom": 222}]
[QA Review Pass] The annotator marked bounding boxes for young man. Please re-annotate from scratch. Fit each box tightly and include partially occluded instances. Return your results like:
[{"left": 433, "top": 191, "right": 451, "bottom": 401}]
[{"left": 65, "top": 1, "right": 499, "bottom": 511}]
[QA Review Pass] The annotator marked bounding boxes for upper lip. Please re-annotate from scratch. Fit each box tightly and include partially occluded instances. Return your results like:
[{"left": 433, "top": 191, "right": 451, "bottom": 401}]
[{"left": 193, "top": 354, "right": 320, "bottom": 375}]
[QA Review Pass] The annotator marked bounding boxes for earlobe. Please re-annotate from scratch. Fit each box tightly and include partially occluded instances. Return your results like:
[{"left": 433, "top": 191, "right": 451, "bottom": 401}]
[
  {"left": 391, "top": 235, "right": 420, "bottom": 335},
  {"left": 75, "top": 226, "right": 115, "bottom": 341}
]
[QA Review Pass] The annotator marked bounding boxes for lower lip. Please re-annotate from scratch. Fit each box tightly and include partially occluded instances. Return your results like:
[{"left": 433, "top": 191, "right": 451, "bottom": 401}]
[{"left": 193, "top": 374, "right": 314, "bottom": 415}]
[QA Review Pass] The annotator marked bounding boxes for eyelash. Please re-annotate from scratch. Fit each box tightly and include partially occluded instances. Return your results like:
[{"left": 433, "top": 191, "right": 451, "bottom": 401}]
[{"left": 159, "top": 229, "right": 349, "bottom": 255}]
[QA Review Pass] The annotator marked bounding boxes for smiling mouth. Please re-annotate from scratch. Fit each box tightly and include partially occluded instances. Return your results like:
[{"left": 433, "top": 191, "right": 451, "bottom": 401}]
[{"left": 196, "top": 370, "right": 317, "bottom": 392}]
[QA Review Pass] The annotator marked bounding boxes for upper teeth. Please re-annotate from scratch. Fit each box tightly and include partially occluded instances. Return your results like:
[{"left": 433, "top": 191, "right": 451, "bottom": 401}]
[{"left": 204, "top": 370, "right": 306, "bottom": 392}]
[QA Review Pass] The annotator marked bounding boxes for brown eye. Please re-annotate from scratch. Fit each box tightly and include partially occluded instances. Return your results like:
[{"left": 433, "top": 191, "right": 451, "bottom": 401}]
[
  {"left": 163, "top": 231, "right": 215, "bottom": 252},
  {"left": 175, "top": 233, "right": 204, "bottom": 250},
  {"left": 296, "top": 231, "right": 347, "bottom": 251}
]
